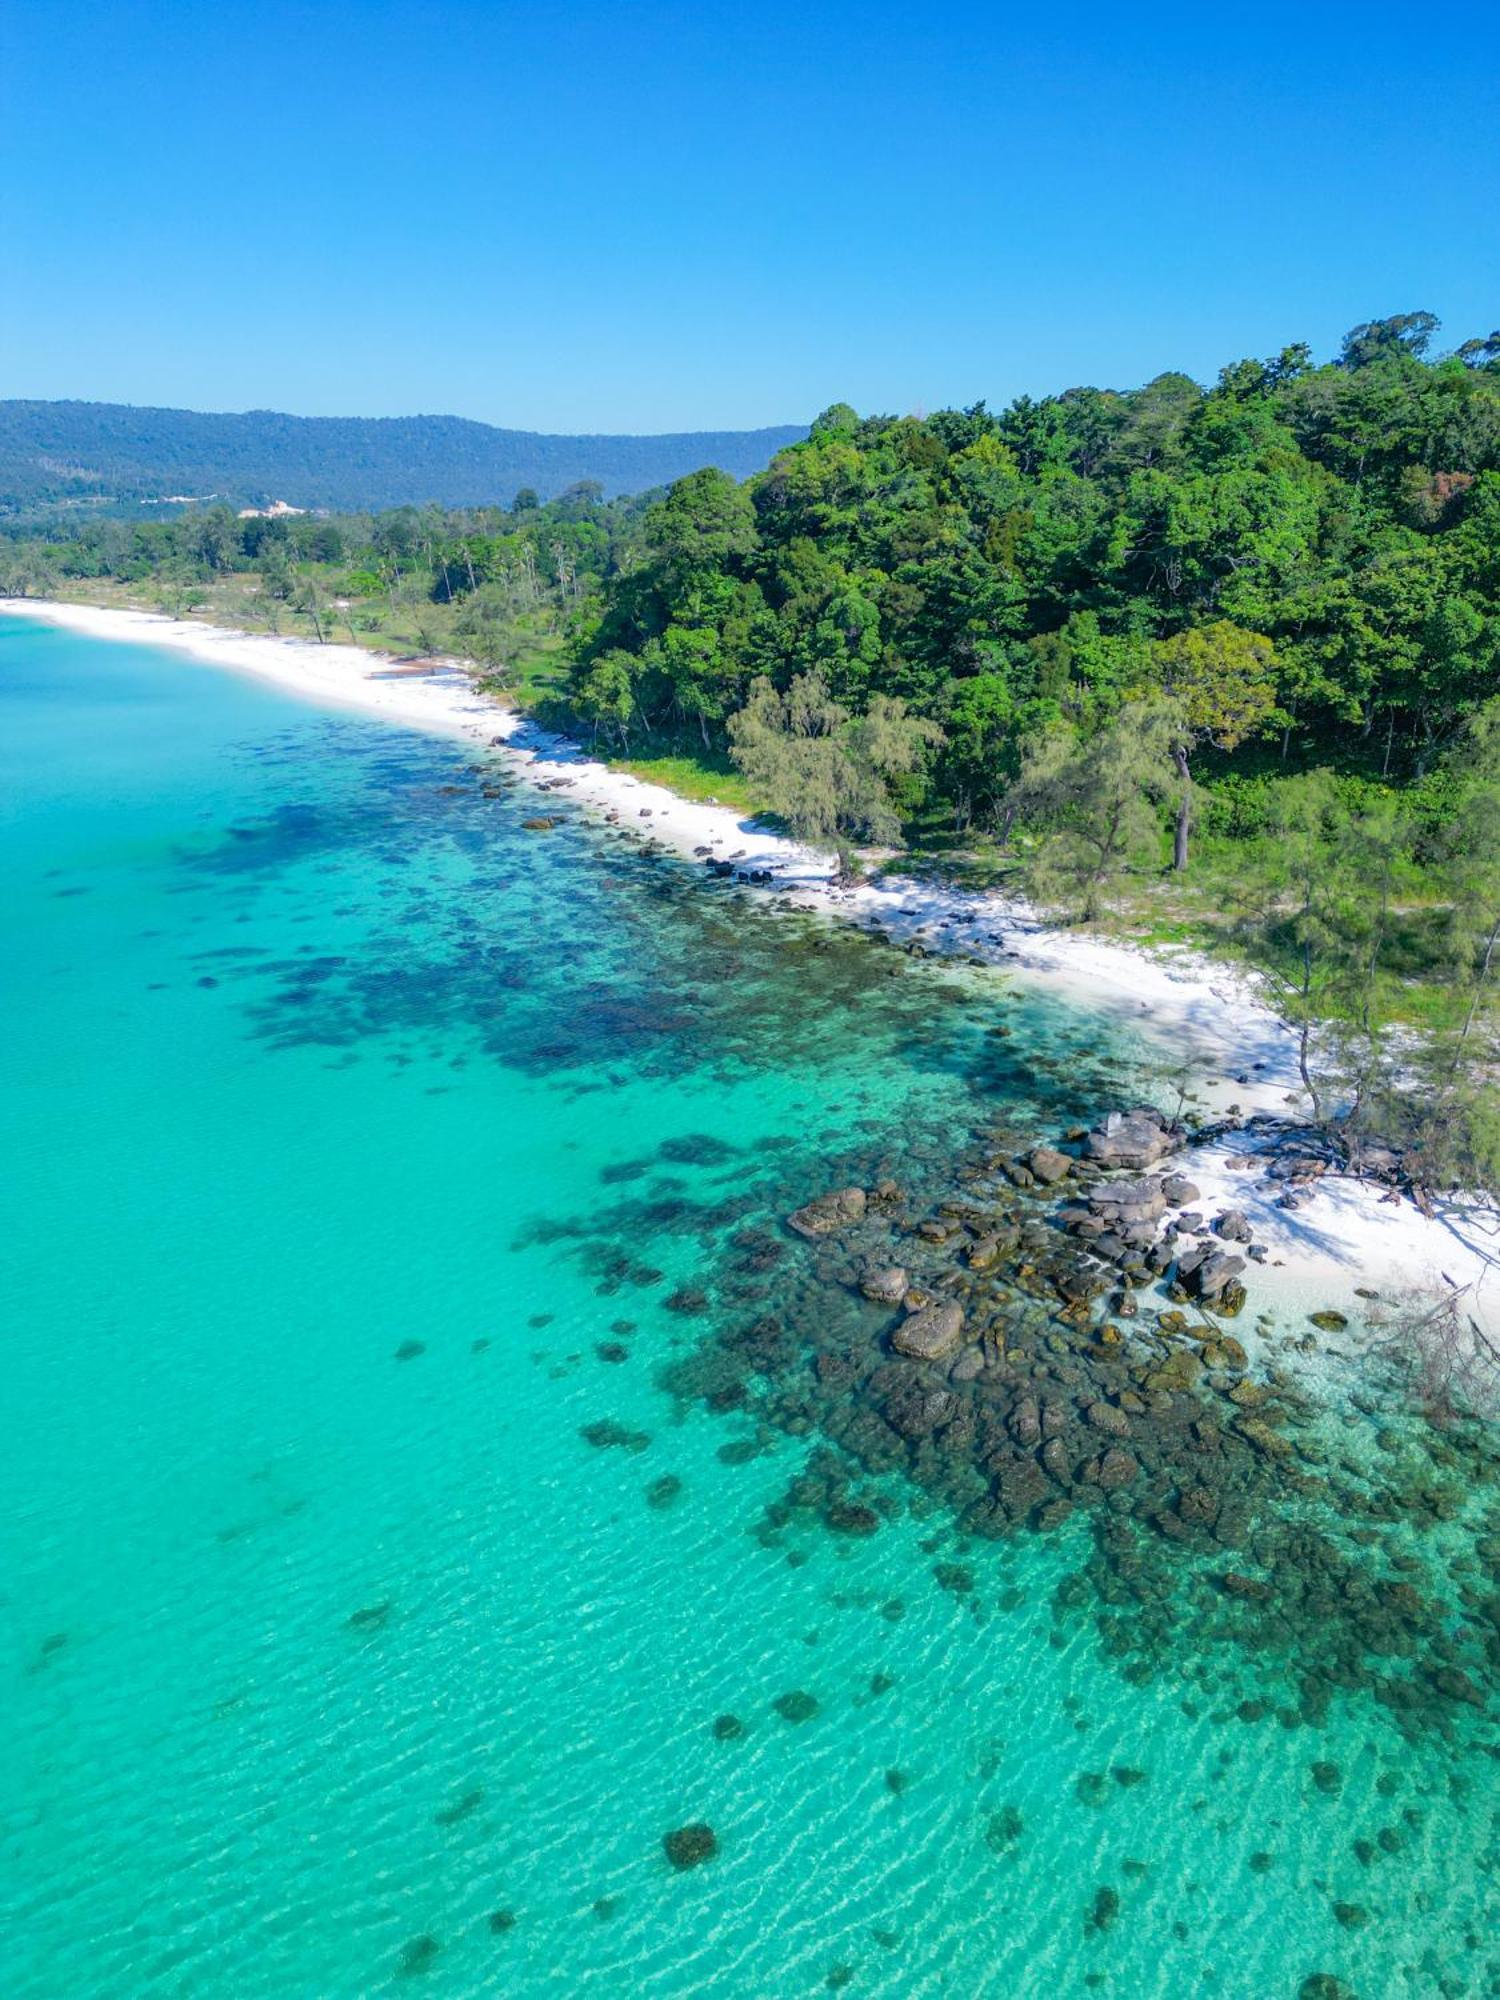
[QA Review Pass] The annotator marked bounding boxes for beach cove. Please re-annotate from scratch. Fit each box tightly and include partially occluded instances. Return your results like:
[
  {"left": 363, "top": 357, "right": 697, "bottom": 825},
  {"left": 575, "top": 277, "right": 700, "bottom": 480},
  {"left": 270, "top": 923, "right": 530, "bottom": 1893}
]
[
  {"left": 1, "top": 606, "right": 1497, "bottom": 1998},
  {"left": 6, "top": 597, "right": 1495, "bottom": 1344}
]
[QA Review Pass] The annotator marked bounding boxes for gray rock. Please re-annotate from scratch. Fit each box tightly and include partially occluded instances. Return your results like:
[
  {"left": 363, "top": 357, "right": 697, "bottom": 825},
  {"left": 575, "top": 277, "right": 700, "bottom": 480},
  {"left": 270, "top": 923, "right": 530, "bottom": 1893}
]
[
  {"left": 787, "top": 1187, "right": 867, "bottom": 1238},
  {"left": 890, "top": 1300, "right": 966, "bottom": 1361},
  {"left": 1086, "top": 1400, "right": 1132, "bottom": 1438},
  {"left": 1193, "top": 1250, "right": 1248, "bottom": 1300},
  {"left": 1027, "top": 1145, "right": 1073, "bottom": 1185},
  {"left": 860, "top": 1264, "right": 908, "bottom": 1303},
  {"left": 1090, "top": 1448, "right": 1140, "bottom": 1489},
  {"left": 1084, "top": 1111, "right": 1179, "bottom": 1170},
  {"left": 1161, "top": 1174, "right": 1201, "bottom": 1205},
  {"left": 1215, "top": 1209, "right": 1253, "bottom": 1243}
]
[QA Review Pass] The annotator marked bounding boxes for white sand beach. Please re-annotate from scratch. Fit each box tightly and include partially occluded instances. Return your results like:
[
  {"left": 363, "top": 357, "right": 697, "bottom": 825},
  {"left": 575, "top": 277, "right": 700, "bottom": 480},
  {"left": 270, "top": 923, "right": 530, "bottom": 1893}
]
[{"left": 6, "top": 596, "right": 1495, "bottom": 1357}]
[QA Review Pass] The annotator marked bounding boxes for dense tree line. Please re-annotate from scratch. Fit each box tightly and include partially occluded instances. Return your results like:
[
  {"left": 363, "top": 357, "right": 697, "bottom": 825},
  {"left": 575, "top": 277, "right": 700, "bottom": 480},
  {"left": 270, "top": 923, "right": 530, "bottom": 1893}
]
[
  {"left": 566, "top": 313, "right": 1500, "bottom": 847},
  {"left": 0, "top": 483, "right": 652, "bottom": 669}
]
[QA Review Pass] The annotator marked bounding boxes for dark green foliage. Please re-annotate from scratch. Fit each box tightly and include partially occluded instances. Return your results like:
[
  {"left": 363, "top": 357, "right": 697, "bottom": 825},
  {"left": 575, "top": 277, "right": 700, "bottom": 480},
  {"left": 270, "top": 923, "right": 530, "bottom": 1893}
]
[{"left": 556, "top": 312, "right": 1500, "bottom": 819}]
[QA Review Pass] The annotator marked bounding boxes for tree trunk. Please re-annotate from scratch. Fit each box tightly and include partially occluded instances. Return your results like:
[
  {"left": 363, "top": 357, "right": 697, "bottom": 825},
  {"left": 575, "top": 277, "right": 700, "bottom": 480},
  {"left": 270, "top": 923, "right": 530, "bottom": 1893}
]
[
  {"left": 1172, "top": 744, "right": 1192, "bottom": 871},
  {"left": 1454, "top": 910, "right": 1500, "bottom": 1060}
]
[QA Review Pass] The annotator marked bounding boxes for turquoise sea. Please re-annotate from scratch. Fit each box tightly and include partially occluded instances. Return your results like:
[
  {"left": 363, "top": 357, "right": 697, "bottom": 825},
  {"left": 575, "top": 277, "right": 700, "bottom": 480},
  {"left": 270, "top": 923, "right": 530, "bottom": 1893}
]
[{"left": 2, "top": 617, "right": 1495, "bottom": 1999}]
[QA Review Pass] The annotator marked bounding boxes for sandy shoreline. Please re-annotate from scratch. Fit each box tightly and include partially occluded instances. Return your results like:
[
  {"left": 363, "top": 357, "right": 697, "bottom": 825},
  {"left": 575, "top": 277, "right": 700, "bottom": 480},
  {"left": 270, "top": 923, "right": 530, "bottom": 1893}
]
[{"left": 5, "top": 595, "right": 1496, "bottom": 1355}]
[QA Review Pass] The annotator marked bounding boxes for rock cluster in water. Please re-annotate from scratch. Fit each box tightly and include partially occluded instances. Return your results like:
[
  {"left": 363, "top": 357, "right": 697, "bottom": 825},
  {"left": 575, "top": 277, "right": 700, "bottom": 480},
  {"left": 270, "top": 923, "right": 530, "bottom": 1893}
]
[{"left": 660, "top": 1101, "right": 1498, "bottom": 1743}]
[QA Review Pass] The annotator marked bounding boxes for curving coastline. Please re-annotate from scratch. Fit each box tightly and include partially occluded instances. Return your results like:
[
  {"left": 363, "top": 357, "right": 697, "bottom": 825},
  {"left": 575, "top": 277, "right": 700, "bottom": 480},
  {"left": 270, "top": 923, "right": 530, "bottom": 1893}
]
[{"left": 4, "top": 594, "right": 1495, "bottom": 1360}]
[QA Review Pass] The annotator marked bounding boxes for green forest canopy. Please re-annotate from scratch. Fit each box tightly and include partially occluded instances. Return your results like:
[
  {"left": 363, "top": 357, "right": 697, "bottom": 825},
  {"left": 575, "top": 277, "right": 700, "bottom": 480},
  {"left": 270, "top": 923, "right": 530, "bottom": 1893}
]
[{"left": 566, "top": 313, "right": 1500, "bottom": 819}]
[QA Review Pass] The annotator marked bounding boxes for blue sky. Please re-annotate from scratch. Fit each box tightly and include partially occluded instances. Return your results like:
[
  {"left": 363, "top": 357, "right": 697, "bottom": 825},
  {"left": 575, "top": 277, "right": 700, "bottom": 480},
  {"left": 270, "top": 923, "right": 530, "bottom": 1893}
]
[{"left": 1, "top": 1, "right": 1495, "bottom": 432}]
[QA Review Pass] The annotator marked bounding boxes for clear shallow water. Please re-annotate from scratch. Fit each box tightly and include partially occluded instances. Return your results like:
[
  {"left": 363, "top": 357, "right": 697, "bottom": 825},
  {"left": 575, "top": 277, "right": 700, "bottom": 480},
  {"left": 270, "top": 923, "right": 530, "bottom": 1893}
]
[{"left": 1, "top": 619, "right": 1495, "bottom": 1999}]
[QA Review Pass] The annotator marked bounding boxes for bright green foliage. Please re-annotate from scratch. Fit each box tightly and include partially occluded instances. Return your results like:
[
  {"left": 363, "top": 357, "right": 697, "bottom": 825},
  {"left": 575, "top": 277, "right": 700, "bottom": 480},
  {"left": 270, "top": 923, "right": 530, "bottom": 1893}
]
[
  {"left": 1154, "top": 621, "right": 1279, "bottom": 867},
  {"left": 726, "top": 671, "right": 942, "bottom": 866},
  {"left": 546, "top": 311, "right": 1500, "bottom": 846},
  {"left": 1005, "top": 699, "right": 1184, "bottom": 920}
]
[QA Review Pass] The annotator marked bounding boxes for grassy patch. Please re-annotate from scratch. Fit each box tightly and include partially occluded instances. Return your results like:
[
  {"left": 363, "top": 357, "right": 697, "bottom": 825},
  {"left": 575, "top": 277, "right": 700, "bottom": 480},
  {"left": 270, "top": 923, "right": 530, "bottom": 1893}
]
[{"left": 602, "top": 747, "right": 757, "bottom": 812}]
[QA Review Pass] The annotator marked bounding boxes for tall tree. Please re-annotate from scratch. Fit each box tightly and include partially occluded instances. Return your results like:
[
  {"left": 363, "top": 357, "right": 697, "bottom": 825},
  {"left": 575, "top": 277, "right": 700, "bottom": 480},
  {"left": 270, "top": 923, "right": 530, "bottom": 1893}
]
[
  {"left": 727, "top": 671, "right": 941, "bottom": 876},
  {"left": 1154, "top": 621, "right": 1278, "bottom": 868},
  {"left": 1005, "top": 698, "right": 1182, "bottom": 920}
]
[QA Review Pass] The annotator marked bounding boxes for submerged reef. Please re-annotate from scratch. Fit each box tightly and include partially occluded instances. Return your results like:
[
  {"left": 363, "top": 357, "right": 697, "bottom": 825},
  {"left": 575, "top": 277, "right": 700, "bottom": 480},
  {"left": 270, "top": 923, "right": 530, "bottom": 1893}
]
[{"left": 643, "top": 1103, "right": 1499, "bottom": 1747}]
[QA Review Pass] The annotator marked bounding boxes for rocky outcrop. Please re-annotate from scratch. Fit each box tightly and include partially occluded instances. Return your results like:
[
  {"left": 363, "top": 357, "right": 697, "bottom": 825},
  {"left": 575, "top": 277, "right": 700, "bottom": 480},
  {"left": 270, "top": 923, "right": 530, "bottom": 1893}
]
[
  {"left": 1214, "top": 1209, "right": 1253, "bottom": 1243},
  {"left": 890, "top": 1299, "right": 965, "bottom": 1361},
  {"left": 787, "top": 1187, "right": 867, "bottom": 1238},
  {"left": 1176, "top": 1244, "right": 1247, "bottom": 1302},
  {"left": 1083, "top": 1107, "right": 1181, "bottom": 1169},
  {"left": 859, "top": 1264, "right": 909, "bottom": 1303}
]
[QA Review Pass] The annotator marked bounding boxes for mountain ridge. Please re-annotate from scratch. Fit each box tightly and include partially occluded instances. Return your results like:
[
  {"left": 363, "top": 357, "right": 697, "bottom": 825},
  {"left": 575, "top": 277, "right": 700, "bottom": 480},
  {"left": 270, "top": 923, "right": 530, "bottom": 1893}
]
[{"left": 0, "top": 398, "right": 808, "bottom": 516}]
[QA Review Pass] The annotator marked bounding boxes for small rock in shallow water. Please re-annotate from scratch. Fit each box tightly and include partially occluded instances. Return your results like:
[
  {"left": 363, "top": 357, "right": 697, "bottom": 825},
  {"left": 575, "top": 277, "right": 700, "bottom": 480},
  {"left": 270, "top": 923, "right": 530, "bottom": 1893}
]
[
  {"left": 773, "top": 1690, "right": 820, "bottom": 1724},
  {"left": 398, "top": 1934, "right": 442, "bottom": 1974},
  {"left": 646, "top": 1474, "right": 683, "bottom": 1509},
  {"left": 1311, "top": 1761, "right": 1343, "bottom": 1796},
  {"left": 487, "top": 1909, "right": 516, "bottom": 1934},
  {"left": 663, "top": 1822, "right": 719, "bottom": 1869},
  {"left": 433, "top": 1787, "right": 483, "bottom": 1827},
  {"left": 394, "top": 1339, "right": 426, "bottom": 1362},
  {"left": 985, "top": 1805, "right": 1024, "bottom": 1850},
  {"left": 1085, "top": 1400, "right": 1132, "bottom": 1438},
  {"left": 711, "top": 1713, "right": 746, "bottom": 1741},
  {"left": 346, "top": 1601, "right": 393, "bottom": 1630},
  {"left": 580, "top": 1419, "right": 650, "bottom": 1452},
  {"left": 1309, "top": 1310, "right": 1348, "bottom": 1330},
  {"left": 859, "top": 1264, "right": 908, "bottom": 1303},
  {"left": 1088, "top": 1885, "right": 1120, "bottom": 1932},
  {"left": 786, "top": 1187, "right": 867, "bottom": 1239},
  {"left": 1161, "top": 1175, "right": 1200, "bottom": 1205},
  {"left": 890, "top": 1300, "right": 965, "bottom": 1361}
]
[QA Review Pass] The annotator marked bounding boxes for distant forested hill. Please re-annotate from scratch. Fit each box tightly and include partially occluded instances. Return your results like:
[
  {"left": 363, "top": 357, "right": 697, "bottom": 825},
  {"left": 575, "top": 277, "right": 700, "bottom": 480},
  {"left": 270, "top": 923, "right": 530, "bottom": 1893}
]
[{"left": 0, "top": 400, "right": 808, "bottom": 516}]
